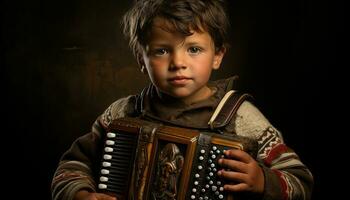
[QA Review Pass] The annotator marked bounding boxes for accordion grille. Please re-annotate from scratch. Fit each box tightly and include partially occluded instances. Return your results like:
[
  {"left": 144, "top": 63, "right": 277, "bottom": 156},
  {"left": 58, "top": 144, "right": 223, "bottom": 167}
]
[{"left": 98, "top": 131, "right": 138, "bottom": 195}]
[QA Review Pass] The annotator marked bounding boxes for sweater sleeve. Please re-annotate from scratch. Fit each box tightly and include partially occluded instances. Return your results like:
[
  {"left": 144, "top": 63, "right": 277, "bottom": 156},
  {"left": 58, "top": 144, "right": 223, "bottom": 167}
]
[
  {"left": 51, "top": 95, "right": 136, "bottom": 200},
  {"left": 233, "top": 101, "right": 314, "bottom": 200}
]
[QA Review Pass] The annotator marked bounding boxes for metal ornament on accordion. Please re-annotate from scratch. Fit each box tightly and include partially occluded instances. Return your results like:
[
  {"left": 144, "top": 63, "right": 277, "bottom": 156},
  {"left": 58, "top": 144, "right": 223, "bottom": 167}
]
[{"left": 98, "top": 117, "right": 257, "bottom": 200}]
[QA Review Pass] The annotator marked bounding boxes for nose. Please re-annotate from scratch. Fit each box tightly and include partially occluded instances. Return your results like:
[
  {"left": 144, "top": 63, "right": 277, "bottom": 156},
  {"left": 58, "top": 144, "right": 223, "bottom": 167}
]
[{"left": 169, "top": 51, "right": 186, "bottom": 71}]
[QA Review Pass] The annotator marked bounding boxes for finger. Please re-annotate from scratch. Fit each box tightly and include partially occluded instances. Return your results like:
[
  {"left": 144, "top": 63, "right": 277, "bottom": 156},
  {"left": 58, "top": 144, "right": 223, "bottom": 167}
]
[
  {"left": 224, "top": 149, "right": 252, "bottom": 163},
  {"left": 218, "top": 158, "right": 248, "bottom": 173},
  {"left": 224, "top": 183, "right": 249, "bottom": 192},
  {"left": 217, "top": 169, "right": 247, "bottom": 183}
]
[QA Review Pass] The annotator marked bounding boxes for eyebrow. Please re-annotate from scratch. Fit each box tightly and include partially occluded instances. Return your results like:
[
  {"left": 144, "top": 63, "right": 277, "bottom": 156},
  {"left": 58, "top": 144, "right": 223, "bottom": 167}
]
[
  {"left": 147, "top": 43, "right": 172, "bottom": 48},
  {"left": 185, "top": 42, "right": 202, "bottom": 46}
]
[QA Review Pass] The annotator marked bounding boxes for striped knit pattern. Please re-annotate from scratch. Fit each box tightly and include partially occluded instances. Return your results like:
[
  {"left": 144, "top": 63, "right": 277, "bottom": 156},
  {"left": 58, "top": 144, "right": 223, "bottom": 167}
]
[
  {"left": 51, "top": 161, "right": 96, "bottom": 200},
  {"left": 257, "top": 127, "right": 311, "bottom": 200}
]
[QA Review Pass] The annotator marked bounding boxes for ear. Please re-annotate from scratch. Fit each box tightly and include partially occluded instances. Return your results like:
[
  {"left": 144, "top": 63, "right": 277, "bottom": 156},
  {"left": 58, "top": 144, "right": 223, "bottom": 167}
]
[
  {"left": 137, "top": 53, "right": 148, "bottom": 74},
  {"left": 212, "top": 47, "right": 226, "bottom": 70}
]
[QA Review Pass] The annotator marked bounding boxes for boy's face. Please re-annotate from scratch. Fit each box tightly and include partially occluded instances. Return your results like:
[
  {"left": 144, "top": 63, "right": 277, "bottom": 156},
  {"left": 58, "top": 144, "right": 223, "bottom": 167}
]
[{"left": 141, "top": 18, "right": 225, "bottom": 104}]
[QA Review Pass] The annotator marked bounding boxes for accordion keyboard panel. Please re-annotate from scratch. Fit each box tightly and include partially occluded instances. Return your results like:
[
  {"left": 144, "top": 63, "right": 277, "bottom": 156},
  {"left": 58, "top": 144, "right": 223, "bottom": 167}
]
[
  {"left": 98, "top": 131, "right": 138, "bottom": 195},
  {"left": 187, "top": 144, "right": 231, "bottom": 200}
]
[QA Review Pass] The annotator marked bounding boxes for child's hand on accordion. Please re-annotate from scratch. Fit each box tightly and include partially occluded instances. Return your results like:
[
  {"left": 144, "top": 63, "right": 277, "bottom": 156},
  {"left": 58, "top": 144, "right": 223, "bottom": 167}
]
[
  {"left": 217, "top": 149, "right": 264, "bottom": 195},
  {"left": 74, "top": 190, "right": 117, "bottom": 200}
]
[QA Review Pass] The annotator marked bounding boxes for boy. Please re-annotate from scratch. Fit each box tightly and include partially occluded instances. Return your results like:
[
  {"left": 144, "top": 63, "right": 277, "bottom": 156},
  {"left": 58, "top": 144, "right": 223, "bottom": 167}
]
[{"left": 51, "top": 0, "right": 313, "bottom": 200}]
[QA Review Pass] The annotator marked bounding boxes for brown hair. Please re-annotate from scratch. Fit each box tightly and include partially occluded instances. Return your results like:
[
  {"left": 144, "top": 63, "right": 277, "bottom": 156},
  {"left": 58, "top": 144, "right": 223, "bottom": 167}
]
[{"left": 122, "top": 0, "right": 229, "bottom": 59}]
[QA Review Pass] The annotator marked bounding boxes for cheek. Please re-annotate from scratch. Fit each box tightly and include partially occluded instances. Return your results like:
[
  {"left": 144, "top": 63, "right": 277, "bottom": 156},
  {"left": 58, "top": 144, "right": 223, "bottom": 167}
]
[
  {"left": 149, "top": 58, "right": 166, "bottom": 67},
  {"left": 193, "top": 58, "right": 214, "bottom": 77},
  {"left": 146, "top": 60, "right": 167, "bottom": 83},
  {"left": 148, "top": 59, "right": 167, "bottom": 73}
]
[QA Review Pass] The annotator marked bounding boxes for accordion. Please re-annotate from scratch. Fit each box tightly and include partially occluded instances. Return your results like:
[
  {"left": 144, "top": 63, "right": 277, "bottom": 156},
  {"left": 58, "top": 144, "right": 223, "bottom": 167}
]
[{"left": 97, "top": 117, "right": 258, "bottom": 200}]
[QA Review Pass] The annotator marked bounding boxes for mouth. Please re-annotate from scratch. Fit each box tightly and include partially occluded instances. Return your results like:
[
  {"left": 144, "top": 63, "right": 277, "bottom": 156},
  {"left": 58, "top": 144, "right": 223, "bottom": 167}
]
[{"left": 167, "top": 76, "right": 191, "bottom": 86}]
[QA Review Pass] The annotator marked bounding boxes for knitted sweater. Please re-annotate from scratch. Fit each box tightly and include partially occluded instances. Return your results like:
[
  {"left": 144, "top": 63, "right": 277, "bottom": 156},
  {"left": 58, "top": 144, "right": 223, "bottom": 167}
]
[{"left": 51, "top": 77, "right": 313, "bottom": 200}]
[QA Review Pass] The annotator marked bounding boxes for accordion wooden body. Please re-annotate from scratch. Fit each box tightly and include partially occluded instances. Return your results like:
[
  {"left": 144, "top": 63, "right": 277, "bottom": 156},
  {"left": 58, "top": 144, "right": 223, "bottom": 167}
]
[{"left": 97, "top": 117, "right": 258, "bottom": 200}]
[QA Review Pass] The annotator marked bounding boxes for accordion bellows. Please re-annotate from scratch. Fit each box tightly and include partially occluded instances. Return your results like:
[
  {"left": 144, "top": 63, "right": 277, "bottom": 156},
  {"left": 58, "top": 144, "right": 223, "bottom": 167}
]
[{"left": 98, "top": 117, "right": 258, "bottom": 200}]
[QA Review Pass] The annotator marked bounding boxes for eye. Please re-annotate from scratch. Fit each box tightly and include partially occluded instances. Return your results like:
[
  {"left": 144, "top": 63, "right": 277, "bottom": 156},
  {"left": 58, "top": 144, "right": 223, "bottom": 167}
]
[
  {"left": 152, "top": 48, "right": 169, "bottom": 56},
  {"left": 188, "top": 46, "right": 202, "bottom": 55}
]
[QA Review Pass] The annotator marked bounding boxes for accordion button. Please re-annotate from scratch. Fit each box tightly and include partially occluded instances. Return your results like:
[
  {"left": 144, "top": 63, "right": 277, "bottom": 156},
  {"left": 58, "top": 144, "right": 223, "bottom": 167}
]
[
  {"left": 191, "top": 195, "right": 196, "bottom": 199},
  {"left": 106, "top": 140, "right": 115, "bottom": 145},
  {"left": 103, "top": 162, "right": 111, "bottom": 167},
  {"left": 105, "top": 147, "right": 113, "bottom": 152},
  {"left": 101, "top": 169, "right": 110, "bottom": 174},
  {"left": 211, "top": 186, "right": 217, "bottom": 191},
  {"left": 198, "top": 165, "right": 203, "bottom": 170},
  {"left": 219, "top": 187, "right": 224, "bottom": 191},
  {"left": 103, "top": 154, "right": 112, "bottom": 160},
  {"left": 195, "top": 173, "right": 200, "bottom": 178},
  {"left": 100, "top": 176, "right": 108, "bottom": 182},
  {"left": 200, "top": 149, "right": 205, "bottom": 154},
  {"left": 219, "top": 194, "right": 224, "bottom": 199},
  {"left": 107, "top": 132, "right": 116, "bottom": 138},
  {"left": 212, "top": 146, "right": 217, "bottom": 150},
  {"left": 194, "top": 181, "right": 199, "bottom": 185},
  {"left": 199, "top": 156, "right": 204, "bottom": 160},
  {"left": 98, "top": 184, "right": 107, "bottom": 189},
  {"left": 192, "top": 188, "right": 197, "bottom": 192}
]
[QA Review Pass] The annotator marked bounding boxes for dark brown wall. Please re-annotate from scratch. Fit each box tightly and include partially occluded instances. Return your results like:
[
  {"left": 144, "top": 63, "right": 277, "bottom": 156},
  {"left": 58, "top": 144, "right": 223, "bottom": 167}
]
[{"left": 2, "top": 0, "right": 344, "bottom": 199}]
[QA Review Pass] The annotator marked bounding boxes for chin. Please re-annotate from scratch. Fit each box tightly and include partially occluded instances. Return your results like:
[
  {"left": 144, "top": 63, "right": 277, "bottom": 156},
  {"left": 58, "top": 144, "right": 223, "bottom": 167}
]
[{"left": 168, "top": 89, "right": 193, "bottom": 98}]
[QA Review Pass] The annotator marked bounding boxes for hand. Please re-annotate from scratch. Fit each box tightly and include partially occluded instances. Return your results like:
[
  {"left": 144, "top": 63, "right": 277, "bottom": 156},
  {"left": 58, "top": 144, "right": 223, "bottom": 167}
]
[
  {"left": 217, "top": 149, "right": 264, "bottom": 194},
  {"left": 74, "top": 190, "right": 117, "bottom": 200}
]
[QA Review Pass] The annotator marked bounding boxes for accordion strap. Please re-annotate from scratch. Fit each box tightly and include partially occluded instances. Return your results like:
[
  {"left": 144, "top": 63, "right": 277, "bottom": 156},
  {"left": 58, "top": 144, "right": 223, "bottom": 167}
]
[{"left": 208, "top": 90, "right": 253, "bottom": 130}]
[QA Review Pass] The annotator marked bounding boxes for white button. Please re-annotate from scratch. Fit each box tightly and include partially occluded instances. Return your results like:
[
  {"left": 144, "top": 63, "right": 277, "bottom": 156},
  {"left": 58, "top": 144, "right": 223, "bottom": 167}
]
[
  {"left": 106, "top": 140, "right": 115, "bottom": 145},
  {"left": 98, "top": 184, "right": 107, "bottom": 189},
  {"left": 100, "top": 176, "right": 108, "bottom": 182},
  {"left": 104, "top": 147, "right": 113, "bottom": 152},
  {"left": 107, "top": 132, "right": 116, "bottom": 138},
  {"left": 102, "top": 162, "right": 111, "bottom": 167}
]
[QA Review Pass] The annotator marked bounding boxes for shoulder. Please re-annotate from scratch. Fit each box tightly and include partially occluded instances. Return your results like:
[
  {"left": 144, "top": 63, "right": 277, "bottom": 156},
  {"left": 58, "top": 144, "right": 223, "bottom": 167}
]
[
  {"left": 230, "top": 100, "right": 283, "bottom": 141},
  {"left": 100, "top": 95, "right": 138, "bottom": 127}
]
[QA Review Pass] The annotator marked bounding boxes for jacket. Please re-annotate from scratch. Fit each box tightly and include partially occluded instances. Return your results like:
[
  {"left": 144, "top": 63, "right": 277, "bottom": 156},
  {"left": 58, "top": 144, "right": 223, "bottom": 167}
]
[{"left": 51, "top": 76, "right": 313, "bottom": 200}]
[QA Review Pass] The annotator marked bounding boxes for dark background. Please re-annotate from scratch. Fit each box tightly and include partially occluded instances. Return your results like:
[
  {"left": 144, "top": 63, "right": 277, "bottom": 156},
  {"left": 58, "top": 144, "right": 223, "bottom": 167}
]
[{"left": 2, "top": 0, "right": 345, "bottom": 199}]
